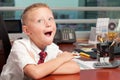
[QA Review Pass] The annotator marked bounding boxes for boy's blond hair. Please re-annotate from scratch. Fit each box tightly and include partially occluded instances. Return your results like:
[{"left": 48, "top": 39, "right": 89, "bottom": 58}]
[{"left": 21, "top": 3, "right": 51, "bottom": 25}]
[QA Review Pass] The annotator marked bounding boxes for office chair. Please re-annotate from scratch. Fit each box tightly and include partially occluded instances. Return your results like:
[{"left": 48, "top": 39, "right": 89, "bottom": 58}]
[{"left": 0, "top": 16, "right": 11, "bottom": 61}]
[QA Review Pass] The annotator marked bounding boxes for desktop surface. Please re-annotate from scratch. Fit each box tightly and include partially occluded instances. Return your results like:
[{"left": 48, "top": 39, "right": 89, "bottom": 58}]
[{"left": 38, "top": 68, "right": 120, "bottom": 80}]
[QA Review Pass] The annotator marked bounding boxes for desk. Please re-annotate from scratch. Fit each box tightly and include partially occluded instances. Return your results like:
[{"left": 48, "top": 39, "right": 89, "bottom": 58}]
[
  {"left": 39, "top": 68, "right": 120, "bottom": 80},
  {"left": 38, "top": 43, "right": 120, "bottom": 80}
]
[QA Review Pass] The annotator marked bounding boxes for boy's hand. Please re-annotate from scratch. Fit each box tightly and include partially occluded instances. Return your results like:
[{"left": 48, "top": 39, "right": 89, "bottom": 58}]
[{"left": 57, "top": 51, "right": 74, "bottom": 62}]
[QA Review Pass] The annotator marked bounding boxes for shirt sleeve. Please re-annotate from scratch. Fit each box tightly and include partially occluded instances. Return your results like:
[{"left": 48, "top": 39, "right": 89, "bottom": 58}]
[{"left": 10, "top": 40, "right": 36, "bottom": 71}]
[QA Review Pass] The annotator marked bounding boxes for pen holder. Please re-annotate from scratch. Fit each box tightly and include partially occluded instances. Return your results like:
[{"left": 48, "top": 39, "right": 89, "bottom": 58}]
[{"left": 96, "top": 41, "right": 114, "bottom": 62}]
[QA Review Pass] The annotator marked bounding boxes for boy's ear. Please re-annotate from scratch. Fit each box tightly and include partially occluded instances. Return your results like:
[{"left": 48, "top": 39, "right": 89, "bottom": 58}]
[{"left": 22, "top": 25, "right": 31, "bottom": 35}]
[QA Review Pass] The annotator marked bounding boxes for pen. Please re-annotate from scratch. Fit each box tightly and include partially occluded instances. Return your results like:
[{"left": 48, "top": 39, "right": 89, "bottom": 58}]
[
  {"left": 79, "top": 52, "right": 90, "bottom": 58},
  {"left": 109, "top": 40, "right": 116, "bottom": 47}
]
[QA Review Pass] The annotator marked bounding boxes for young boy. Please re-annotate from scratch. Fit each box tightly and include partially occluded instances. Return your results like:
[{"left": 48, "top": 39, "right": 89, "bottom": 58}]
[{"left": 0, "top": 3, "right": 80, "bottom": 80}]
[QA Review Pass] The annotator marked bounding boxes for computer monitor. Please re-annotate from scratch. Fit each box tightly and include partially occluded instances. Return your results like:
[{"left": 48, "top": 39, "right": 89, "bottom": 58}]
[{"left": 4, "top": 19, "right": 22, "bottom": 33}]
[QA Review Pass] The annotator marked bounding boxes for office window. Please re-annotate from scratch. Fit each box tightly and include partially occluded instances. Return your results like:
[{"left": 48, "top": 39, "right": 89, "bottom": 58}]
[
  {"left": 85, "top": 0, "right": 120, "bottom": 19},
  {"left": 0, "top": 0, "right": 120, "bottom": 32}
]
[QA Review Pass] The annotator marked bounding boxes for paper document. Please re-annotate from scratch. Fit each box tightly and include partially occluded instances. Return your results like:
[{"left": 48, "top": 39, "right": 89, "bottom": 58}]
[{"left": 73, "top": 59, "right": 97, "bottom": 70}]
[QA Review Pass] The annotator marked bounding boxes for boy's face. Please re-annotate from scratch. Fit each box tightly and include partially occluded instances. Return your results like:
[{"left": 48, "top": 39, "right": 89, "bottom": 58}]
[{"left": 23, "top": 7, "right": 56, "bottom": 49}]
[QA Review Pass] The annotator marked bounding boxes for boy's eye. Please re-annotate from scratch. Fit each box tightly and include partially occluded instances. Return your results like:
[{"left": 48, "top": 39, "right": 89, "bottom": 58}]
[
  {"left": 49, "top": 17, "right": 54, "bottom": 21},
  {"left": 38, "top": 19, "right": 43, "bottom": 23}
]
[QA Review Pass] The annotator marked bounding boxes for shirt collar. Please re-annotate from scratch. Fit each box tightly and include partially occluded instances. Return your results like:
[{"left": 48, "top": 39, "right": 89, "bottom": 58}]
[
  {"left": 30, "top": 41, "right": 41, "bottom": 55},
  {"left": 30, "top": 40, "right": 47, "bottom": 55}
]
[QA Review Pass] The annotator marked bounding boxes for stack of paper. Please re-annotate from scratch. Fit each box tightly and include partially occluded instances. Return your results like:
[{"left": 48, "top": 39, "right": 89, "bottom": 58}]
[{"left": 73, "top": 59, "right": 97, "bottom": 70}]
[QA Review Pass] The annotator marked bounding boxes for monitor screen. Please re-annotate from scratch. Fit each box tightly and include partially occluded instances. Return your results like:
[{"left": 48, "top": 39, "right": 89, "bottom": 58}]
[{"left": 4, "top": 20, "right": 22, "bottom": 33}]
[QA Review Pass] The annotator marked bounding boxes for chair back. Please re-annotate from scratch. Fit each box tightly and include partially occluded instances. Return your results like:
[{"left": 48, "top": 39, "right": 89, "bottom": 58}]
[{"left": 0, "top": 16, "right": 11, "bottom": 61}]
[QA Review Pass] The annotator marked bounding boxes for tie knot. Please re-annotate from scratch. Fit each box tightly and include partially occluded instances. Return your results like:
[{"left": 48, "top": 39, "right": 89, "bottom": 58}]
[{"left": 39, "top": 51, "right": 47, "bottom": 58}]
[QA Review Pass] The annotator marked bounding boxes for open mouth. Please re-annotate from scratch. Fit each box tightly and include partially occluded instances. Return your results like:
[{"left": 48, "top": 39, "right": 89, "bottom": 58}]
[{"left": 44, "top": 31, "right": 52, "bottom": 37}]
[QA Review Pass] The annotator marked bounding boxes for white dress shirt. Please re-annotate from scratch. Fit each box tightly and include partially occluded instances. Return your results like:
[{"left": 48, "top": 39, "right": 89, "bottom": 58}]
[{"left": 0, "top": 38, "right": 62, "bottom": 80}]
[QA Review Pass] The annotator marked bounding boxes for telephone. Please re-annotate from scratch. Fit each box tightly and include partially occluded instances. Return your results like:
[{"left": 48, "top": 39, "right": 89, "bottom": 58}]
[{"left": 54, "top": 28, "right": 76, "bottom": 43}]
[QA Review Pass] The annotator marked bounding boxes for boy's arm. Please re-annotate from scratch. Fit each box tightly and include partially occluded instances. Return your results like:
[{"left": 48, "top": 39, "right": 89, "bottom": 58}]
[
  {"left": 51, "top": 60, "right": 80, "bottom": 74},
  {"left": 23, "top": 51, "right": 80, "bottom": 79}
]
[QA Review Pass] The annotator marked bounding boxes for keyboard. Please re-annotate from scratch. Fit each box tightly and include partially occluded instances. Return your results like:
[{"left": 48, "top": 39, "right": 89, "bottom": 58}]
[{"left": 93, "top": 60, "right": 120, "bottom": 68}]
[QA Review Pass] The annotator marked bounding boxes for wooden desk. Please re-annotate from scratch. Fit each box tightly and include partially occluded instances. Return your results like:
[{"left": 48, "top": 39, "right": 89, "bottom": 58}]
[
  {"left": 39, "top": 68, "right": 120, "bottom": 80},
  {"left": 40, "top": 73, "right": 80, "bottom": 80},
  {"left": 38, "top": 43, "right": 120, "bottom": 80}
]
